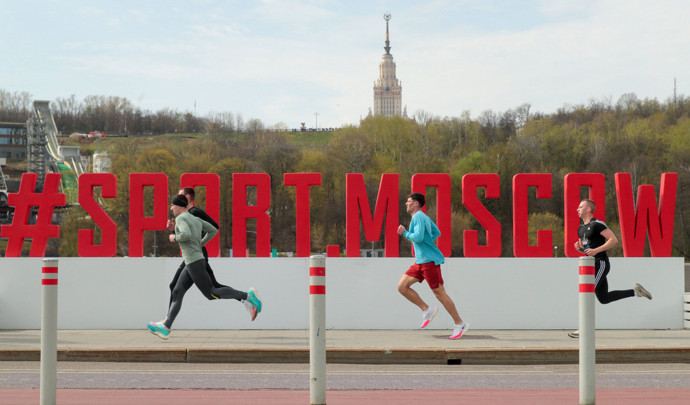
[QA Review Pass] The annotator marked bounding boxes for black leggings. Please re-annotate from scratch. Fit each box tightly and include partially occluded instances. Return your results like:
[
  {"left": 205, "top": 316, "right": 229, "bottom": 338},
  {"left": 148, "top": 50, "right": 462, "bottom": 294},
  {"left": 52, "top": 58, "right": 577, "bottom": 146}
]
[
  {"left": 164, "top": 259, "right": 247, "bottom": 329},
  {"left": 594, "top": 258, "right": 634, "bottom": 304},
  {"left": 168, "top": 247, "right": 227, "bottom": 307}
]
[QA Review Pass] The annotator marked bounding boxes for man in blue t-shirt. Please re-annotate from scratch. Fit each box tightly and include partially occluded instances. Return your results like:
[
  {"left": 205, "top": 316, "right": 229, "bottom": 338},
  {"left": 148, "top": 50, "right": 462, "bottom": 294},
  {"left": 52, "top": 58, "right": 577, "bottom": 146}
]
[{"left": 397, "top": 192, "right": 468, "bottom": 339}]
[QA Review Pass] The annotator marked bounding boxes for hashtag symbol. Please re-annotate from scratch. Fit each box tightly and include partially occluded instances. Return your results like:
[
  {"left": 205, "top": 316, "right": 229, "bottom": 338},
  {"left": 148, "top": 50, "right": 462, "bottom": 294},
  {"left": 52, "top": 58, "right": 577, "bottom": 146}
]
[{"left": 1, "top": 173, "right": 65, "bottom": 257}]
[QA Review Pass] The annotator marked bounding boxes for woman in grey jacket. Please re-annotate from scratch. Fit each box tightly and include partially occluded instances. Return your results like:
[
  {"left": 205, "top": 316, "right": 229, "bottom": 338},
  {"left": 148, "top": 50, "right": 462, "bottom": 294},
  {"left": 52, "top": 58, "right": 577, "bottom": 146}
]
[{"left": 147, "top": 194, "right": 262, "bottom": 339}]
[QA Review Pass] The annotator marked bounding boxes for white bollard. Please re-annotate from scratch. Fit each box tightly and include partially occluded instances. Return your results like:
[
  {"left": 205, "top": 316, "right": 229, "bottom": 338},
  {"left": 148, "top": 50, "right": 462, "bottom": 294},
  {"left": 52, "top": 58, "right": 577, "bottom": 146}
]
[
  {"left": 40, "top": 258, "right": 59, "bottom": 405},
  {"left": 309, "top": 255, "right": 326, "bottom": 405},
  {"left": 578, "top": 256, "right": 595, "bottom": 405}
]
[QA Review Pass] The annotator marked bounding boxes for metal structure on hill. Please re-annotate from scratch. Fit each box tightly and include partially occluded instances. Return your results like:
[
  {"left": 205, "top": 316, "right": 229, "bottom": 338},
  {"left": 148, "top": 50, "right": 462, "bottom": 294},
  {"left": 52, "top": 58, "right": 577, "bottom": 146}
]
[
  {"left": 0, "top": 158, "right": 9, "bottom": 223},
  {"left": 26, "top": 101, "right": 84, "bottom": 203}
]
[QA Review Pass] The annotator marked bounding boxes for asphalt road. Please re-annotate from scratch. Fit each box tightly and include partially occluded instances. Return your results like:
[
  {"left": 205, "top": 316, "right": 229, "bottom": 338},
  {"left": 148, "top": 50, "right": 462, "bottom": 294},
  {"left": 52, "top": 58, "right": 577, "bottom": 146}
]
[{"left": 2, "top": 361, "right": 690, "bottom": 390}]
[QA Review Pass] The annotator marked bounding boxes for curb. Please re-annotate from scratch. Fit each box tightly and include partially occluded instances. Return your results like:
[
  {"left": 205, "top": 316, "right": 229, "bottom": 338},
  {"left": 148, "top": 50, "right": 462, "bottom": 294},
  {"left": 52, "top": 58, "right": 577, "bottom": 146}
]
[{"left": 3, "top": 347, "right": 690, "bottom": 365}]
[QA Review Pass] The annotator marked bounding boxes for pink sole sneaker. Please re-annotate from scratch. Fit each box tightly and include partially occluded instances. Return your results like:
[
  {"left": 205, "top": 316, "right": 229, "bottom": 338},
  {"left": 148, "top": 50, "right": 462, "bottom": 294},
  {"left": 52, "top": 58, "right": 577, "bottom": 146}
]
[
  {"left": 449, "top": 322, "right": 469, "bottom": 339},
  {"left": 420, "top": 306, "right": 438, "bottom": 328}
]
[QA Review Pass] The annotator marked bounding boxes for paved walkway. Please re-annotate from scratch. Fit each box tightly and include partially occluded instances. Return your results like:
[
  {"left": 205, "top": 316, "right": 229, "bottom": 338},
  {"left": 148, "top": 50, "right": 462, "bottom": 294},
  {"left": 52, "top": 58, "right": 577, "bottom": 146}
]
[
  {"left": 1, "top": 329, "right": 689, "bottom": 364},
  {"left": 3, "top": 388, "right": 690, "bottom": 405}
]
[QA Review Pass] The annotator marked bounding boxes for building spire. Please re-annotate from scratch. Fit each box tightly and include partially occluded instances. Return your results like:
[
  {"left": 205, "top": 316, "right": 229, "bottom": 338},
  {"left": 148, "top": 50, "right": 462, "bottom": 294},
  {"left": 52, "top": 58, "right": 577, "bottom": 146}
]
[{"left": 383, "top": 13, "right": 391, "bottom": 54}]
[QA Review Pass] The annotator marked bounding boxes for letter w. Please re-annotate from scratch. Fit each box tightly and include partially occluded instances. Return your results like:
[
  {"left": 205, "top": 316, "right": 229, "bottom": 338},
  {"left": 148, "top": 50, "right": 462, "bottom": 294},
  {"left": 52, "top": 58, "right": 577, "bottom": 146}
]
[{"left": 615, "top": 172, "right": 677, "bottom": 257}]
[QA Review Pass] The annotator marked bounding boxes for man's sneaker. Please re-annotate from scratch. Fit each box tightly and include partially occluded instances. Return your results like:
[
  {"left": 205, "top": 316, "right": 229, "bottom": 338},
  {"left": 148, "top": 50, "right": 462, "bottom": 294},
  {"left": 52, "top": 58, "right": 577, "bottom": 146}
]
[
  {"left": 147, "top": 323, "right": 170, "bottom": 340},
  {"left": 242, "top": 299, "right": 258, "bottom": 321},
  {"left": 634, "top": 283, "right": 652, "bottom": 300},
  {"left": 420, "top": 306, "right": 438, "bottom": 328},
  {"left": 449, "top": 322, "right": 469, "bottom": 339},
  {"left": 247, "top": 288, "right": 262, "bottom": 313},
  {"left": 568, "top": 330, "right": 579, "bottom": 338},
  {"left": 148, "top": 320, "right": 165, "bottom": 327}
]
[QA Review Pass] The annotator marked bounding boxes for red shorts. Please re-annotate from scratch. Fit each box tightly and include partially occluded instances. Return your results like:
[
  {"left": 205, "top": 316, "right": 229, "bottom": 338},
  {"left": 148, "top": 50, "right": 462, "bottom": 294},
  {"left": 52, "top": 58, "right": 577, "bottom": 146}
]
[{"left": 405, "top": 262, "right": 444, "bottom": 290}]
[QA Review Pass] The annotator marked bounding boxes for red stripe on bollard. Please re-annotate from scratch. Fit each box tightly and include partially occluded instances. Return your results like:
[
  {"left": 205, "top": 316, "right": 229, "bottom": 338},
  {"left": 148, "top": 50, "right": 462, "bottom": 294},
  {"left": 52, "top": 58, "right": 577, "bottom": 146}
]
[
  {"left": 42, "top": 267, "right": 58, "bottom": 273},
  {"left": 579, "top": 284, "right": 595, "bottom": 293},
  {"left": 42, "top": 279, "right": 58, "bottom": 285},
  {"left": 310, "top": 285, "right": 325, "bottom": 294},
  {"left": 579, "top": 266, "right": 595, "bottom": 275},
  {"left": 310, "top": 267, "right": 325, "bottom": 276}
]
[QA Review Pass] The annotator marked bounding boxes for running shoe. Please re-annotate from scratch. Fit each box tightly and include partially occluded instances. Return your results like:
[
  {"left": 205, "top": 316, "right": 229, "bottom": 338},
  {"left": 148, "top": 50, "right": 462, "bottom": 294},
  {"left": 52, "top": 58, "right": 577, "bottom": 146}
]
[
  {"left": 242, "top": 299, "right": 258, "bottom": 321},
  {"left": 420, "top": 306, "right": 438, "bottom": 328},
  {"left": 449, "top": 322, "right": 469, "bottom": 339},
  {"left": 147, "top": 323, "right": 170, "bottom": 340},
  {"left": 247, "top": 287, "right": 262, "bottom": 314},
  {"left": 568, "top": 330, "right": 579, "bottom": 338},
  {"left": 148, "top": 320, "right": 165, "bottom": 327},
  {"left": 634, "top": 283, "right": 652, "bottom": 300}
]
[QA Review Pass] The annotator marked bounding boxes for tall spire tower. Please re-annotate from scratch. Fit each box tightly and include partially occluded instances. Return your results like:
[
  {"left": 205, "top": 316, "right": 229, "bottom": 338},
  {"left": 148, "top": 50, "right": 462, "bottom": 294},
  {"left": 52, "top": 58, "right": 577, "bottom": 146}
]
[{"left": 373, "top": 13, "right": 402, "bottom": 117}]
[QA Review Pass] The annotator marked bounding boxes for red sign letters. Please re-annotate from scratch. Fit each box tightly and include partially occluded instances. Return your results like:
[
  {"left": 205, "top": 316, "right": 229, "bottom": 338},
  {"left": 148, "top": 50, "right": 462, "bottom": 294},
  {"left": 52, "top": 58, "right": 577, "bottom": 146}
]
[{"left": 0, "top": 172, "right": 677, "bottom": 258}]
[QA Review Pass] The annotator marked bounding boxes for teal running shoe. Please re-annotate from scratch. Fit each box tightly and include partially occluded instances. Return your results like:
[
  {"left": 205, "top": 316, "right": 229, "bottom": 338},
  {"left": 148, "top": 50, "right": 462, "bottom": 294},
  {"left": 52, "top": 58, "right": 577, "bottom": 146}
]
[
  {"left": 147, "top": 323, "right": 170, "bottom": 340},
  {"left": 247, "top": 287, "right": 262, "bottom": 314}
]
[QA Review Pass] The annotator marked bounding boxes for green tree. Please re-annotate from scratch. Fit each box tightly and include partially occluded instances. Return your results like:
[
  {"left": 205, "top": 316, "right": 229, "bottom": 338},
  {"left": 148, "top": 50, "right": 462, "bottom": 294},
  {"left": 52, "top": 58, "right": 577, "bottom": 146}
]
[{"left": 527, "top": 212, "right": 563, "bottom": 257}]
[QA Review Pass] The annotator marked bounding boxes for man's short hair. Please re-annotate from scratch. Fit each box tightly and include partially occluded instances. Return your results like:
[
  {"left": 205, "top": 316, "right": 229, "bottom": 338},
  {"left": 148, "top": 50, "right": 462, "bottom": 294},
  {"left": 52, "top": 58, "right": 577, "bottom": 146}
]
[
  {"left": 582, "top": 199, "right": 596, "bottom": 210},
  {"left": 181, "top": 187, "right": 195, "bottom": 202},
  {"left": 408, "top": 192, "right": 425, "bottom": 208}
]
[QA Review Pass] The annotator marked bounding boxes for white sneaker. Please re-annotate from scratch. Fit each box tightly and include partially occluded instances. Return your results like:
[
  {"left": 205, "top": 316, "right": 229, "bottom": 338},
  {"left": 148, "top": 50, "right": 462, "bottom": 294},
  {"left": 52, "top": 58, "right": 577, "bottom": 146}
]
[
  {"left": 420, "top": 306, "right": 438, "bottom": 328},
  {"left": 634, "top": 283, "right": 652, "bottom": 300},
  {"left": 242, "top": 299, "right": 257, "bottom": 321},
  {"left": 449, "top": 322, "right": 469, "bottom": 339},
  {"left": 568, "top": 330, "right": 579, "bottom": 338}
]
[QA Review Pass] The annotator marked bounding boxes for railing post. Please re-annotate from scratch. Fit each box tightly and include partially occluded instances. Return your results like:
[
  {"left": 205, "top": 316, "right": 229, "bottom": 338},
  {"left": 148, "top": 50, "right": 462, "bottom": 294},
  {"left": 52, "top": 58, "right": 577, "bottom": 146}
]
[
  {"left": 579, "top": 256, "right": 595, "bottom": 405},
  {"left": 309, "top": 254, "right": 326, "bottom": 404},
  {"left": 41, "top": 258, "right": 59, "bottom": 405}
]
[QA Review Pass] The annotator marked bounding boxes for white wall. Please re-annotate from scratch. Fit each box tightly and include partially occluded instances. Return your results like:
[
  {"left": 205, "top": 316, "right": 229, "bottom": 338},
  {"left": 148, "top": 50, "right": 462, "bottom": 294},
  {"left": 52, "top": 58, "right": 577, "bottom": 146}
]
[{"left": 0, "top": 257, "right": 683, "bottom": 330}]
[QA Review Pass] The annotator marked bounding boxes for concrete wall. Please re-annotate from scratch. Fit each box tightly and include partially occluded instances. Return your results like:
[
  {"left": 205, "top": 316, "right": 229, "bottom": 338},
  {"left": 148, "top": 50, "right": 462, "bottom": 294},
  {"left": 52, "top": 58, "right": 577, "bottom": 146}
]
[{"left": 0, "top": 257, "right": 684, "bottom": 330}]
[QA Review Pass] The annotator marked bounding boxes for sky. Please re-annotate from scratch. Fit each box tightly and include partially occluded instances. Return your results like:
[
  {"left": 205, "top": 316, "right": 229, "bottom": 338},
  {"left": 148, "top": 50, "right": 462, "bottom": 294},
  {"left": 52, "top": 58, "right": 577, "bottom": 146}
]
[{"left": 1, "top": 0, "right": 688, "bottom": 129}]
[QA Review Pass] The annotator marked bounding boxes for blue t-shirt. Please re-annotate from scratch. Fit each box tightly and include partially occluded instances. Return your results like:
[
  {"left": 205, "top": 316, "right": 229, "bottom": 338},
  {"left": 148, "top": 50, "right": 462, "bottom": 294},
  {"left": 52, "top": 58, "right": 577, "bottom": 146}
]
[{"left": 403, "top": 211, "right": 445, "bottom": 265}]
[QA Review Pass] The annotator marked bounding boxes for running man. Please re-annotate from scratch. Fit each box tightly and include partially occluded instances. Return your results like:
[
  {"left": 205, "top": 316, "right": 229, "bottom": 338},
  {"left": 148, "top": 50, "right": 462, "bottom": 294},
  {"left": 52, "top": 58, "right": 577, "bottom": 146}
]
[
  {"left": 147, "top": 194, "right": 262, "bottom": 339},
  {"left": 163, "top": 187, "right": 257, "bottom": 321},
  {"left": 397, "top": 192, "right": 469, "bottom": 340},
  {"left": 569, "top": 198, "right": 652, "bottom": 338}
]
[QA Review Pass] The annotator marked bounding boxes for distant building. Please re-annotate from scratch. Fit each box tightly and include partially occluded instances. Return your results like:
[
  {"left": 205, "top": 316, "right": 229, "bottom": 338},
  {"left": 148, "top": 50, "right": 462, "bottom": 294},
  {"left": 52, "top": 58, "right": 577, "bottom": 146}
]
[
  {"left": 0, "top": 122, "right": 27, "bottom": 159},
  {"left": 373, "top": 14, "right": 402, "bottom": 117},
  {"left": 93, "top": 151, "right": 112, "bottom": 173}
]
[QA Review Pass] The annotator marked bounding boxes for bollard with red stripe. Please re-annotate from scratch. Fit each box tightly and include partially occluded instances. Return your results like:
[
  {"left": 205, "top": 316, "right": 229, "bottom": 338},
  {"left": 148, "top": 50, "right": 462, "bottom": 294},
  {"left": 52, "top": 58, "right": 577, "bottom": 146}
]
[
  {"left": 578, "top": 255, "right": 595, "bottom": 405},
  {"left": 309, "top": 254, "right": 326, "bottom": 405},
  {"left": 41, "top": 258, "right": 58, "bottom": 405}
]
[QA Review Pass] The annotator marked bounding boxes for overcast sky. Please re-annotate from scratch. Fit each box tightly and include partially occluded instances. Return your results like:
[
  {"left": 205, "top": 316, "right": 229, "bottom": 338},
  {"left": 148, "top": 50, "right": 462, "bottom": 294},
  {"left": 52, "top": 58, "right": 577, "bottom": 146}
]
[{"left": 2, "top": 0, "right": 688, "bottom": 129}]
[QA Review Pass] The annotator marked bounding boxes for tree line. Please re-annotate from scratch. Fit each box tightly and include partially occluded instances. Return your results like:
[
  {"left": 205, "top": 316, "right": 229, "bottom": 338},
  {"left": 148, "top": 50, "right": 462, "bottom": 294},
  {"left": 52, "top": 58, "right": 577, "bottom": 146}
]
[
  {"left": 0, "top": 89, "right": 263, "bottom": 135},
  {"left": 2, "top": 88, "right": 689, "bottom": 258}
]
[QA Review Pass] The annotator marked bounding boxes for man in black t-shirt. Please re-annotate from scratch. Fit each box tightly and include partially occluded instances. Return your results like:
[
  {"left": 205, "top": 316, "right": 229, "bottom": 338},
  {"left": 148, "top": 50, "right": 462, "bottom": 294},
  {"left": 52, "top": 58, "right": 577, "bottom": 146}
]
[{"left": 569, "top": 199, "right": 651, "bottom": 338}]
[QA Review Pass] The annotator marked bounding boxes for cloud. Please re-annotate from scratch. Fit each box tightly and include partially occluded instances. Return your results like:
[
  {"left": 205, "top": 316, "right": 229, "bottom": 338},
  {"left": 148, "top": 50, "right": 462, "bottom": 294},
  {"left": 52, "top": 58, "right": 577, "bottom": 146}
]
[{"left": 5, "top": 0, "right": 689, "bottom": 127}]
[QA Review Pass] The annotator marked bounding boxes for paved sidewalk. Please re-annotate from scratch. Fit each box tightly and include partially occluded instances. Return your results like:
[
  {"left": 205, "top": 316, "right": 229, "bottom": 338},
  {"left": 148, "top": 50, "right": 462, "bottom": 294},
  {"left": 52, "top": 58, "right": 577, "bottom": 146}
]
[
  {"left": 4, "top": 388, "right": 690, "bottom": 405},
  {"left": 1, "top": 329, "right": 689, "bottom": 364}
]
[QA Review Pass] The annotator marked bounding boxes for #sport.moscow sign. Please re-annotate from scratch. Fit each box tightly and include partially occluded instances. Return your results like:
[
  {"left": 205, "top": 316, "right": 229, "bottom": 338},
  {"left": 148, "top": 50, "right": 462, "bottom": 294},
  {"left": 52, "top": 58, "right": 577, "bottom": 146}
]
[{"left": 0, "top": 171, "right": 677, "bottom": 259}]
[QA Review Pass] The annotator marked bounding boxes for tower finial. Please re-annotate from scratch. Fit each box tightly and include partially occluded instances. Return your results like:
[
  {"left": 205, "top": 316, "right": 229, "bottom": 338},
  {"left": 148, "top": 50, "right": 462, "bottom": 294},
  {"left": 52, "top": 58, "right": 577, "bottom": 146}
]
[{"left": 383, "top": 13, "right": 391, "bottom": 54}]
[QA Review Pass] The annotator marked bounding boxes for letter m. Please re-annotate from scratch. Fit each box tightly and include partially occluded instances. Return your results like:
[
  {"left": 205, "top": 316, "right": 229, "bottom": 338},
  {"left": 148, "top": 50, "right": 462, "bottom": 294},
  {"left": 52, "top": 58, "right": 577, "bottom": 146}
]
[
  {"left": 346, "top": 173, "right": 399, "bottom": 257},
  {"left": 615, "top": 172, "right": 677, "bottom": 257}
]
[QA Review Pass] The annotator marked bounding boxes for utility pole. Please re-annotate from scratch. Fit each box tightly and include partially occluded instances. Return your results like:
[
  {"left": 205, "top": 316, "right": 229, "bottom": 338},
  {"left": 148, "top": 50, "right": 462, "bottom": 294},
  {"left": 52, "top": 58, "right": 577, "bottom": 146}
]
[{"left": 314, "top": 112, "right": 319, "bottom": 130}]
